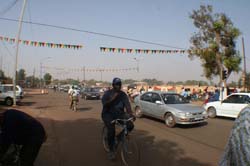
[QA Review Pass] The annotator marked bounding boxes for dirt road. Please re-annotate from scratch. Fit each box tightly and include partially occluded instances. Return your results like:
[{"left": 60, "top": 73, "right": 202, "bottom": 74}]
[{"left": 1, "top": 90, "right": 234, "bottom": 166}]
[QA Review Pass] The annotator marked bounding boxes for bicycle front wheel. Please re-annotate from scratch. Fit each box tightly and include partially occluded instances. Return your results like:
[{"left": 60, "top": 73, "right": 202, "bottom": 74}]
[
  {"left": 121, "top": 136, "right": 140, "bottom": 166},
  {"left": 102, "top": 126, "right": 109, "bottom": 152}
]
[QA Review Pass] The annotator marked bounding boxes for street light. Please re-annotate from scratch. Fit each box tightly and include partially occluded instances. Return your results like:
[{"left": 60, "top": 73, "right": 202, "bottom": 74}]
[
  {"left": 13, "top": 0, "right": 27, "bottom": 106},
  {"left": 133, "top": 57, "right": 143, "bottom": 73},
  {"left": 40, "top": 57, "right": 52, "bottom": 90}
]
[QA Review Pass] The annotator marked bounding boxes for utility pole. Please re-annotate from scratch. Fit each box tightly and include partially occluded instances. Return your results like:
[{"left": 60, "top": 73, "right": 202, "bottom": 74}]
[
  {"left": 0, "top": 56, "right": 2, "bottom": 71},
  {"left": 242, "top": 37, "right": 247, "bottom": 92},
  {"left": 83, "top": 66, "right": 85, "bottom": 83},
  {"left": 32, "top": 67, "right": 35, "bottom": 87},
  {"left": 13, "top": 0, "right": 27, "bottom": 106},
  {"left": 40, "top": 62, "right": 42, "bottom": 89}
]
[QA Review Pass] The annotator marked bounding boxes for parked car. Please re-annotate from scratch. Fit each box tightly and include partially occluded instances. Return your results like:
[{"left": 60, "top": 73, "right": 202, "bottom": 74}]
[
  {"left": 81, "top": 87, "right": 102, "bottom": 100},
  {"left": 134, "top": 91, "right": 207, "bottom": 127},
  {"left": 0, "top": 84, "right": 22, "bottom": 106},
  {"left": 204, "top": 93, "right": 250, "bottom": 118}
]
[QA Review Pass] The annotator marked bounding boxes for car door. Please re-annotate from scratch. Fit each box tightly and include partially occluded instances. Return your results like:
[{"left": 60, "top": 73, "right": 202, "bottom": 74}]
[
  {"left": 220, "top": 94, "right": 248, "bottom": 117},
  {"left": 149, "top": 93, "right": 165, "bottom": 118},
  {"left": 139, "top": 92, "right": 153, "bottom": 115}
]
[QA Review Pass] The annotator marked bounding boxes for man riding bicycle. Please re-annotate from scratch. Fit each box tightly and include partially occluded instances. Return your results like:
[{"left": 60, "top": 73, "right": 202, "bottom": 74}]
[
  {"left": 102, "top": 78, "right": 135, "bottom": 160},
  {"left": 0, "top": 109, "right": 46, "bottom": 166}
]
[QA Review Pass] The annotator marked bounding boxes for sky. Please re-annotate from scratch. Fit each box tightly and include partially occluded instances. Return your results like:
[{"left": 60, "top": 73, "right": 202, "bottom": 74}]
[{"left": 0, "top": 0, "right": 249, "bottom": 83}]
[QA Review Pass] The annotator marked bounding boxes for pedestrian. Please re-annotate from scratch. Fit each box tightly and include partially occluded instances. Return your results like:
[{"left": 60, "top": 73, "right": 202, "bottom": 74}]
[
  {"left": 148, "top": 86, "right": 153, "bottom": 92},
  {"left": 140, "top": 86, "right": 145, "bottom": 94},
  {"left": 219, "top": 106, "right": 250, "bottom": 166},
  {"left": 0, "top": 109, "right": 46, "bottom": 166}
]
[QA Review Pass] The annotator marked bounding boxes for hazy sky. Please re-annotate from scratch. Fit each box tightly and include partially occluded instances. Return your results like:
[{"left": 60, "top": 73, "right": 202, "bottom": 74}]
[{"left": 0, "top": 0, "right": 249, "bottom": 83}]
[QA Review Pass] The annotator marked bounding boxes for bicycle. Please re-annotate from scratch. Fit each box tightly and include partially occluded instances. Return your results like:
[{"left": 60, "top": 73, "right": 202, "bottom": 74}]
[
  {"left": 0, "top": 144, "right": 21, "bottom": 166},
  {"left": 102, "top": 117, "right": 140, "bottom": 166}
]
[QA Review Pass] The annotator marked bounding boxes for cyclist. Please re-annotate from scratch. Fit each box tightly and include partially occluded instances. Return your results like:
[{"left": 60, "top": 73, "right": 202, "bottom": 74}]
[
  {"left": 68, "top": 86, "right": 79, "bottom": 109},
  {"left": 102, "top": 77, "right": 135, "bottom": 160},
  {"left": 0, "top": 109, "right": 46, "bottom": 166}
]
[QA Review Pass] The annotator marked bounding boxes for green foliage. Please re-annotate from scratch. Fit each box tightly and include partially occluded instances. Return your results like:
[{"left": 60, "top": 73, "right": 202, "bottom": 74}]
[
  {"left": 238, "top": 72, "right": 250, "bottom": 91},
  {"left": 227, "top": 81, "right": 238, "bottom": 88},
  {"left": 17, "top": 69, "right": 26, "bottom": 81},
  {"left": 189, "top": 5, "right": 241, "bottom": 82},
  {"left": 43, "top": 73, "right": 52, "bottom": 85},
  {"left": 123, "top": 79, "right": 137, "bottom": 85},
  {"left": 0, "top": 70, "right": 5, "bottom": 79},
  {"left": 26, "top": 76, "right": 40, "bottom": 88},
  {"left": 141, "top": 78, "right": 164, "bottom": 86}
]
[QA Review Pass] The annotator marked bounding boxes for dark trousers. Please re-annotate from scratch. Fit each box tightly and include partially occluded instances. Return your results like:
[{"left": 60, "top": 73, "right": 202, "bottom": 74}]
[
  {"left": 20, "top": 141, "right": 43, "bottom": 166},
  {"left": 102, "top": 111, "right": 134, "bottom": 152}
]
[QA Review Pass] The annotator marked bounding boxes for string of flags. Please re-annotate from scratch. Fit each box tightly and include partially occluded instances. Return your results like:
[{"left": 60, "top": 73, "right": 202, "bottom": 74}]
[
  {"left": 43, "top": 66, "right": 138, "bottom": 72},
  {"left": 100, "top": 47, "right": 190, "bottom": 54},
  {"left": 0, "top": 35, "right": 83, "bottom": 49}
]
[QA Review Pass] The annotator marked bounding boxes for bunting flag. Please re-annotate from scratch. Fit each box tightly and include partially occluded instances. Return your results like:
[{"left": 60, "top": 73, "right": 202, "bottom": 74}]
[
  {"left": 100, "top": 47, "right": 190, "bottom": 54},
  {"left": 43, "top": 66, "right": 137, "bottom": 73},
  {"left": 0, "top": 35, "right": 83, "bottom": 50}
]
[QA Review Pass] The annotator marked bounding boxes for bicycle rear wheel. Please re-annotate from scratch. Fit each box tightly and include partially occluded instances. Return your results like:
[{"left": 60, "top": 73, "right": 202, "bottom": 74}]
[
  {"left": 121, "top": 136, "right": 140, "bottom": 166},
  {"left": 102, "top": 126, "right": 109, "bottom": 152}
]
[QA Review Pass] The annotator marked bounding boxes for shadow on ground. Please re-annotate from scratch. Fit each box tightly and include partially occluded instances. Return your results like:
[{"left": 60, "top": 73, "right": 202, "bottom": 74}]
[
  {"left": 18, "top": 101, "right": 36, "bottom": 106},
  {"left": 36, "top": 117, "right": 212, "bottom": 166},
  {"left": 77, "top": 107, "right": 93, "bottom": 112},
  {"left": 141, "top": 115, "right": 208, "bottom": 129}
]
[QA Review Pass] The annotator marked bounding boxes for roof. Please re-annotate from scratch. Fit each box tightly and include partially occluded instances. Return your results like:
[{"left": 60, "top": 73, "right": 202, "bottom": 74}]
[{"left": 230, "top": 93, "right": 250, "bottom": 96}]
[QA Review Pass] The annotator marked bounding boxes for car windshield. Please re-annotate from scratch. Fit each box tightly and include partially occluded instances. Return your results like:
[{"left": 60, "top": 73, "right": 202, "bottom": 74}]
[
  {"left": 86, "top": 88, "right": 100, "bottom": 92},
  {"left": 161, "top": 94, "right": 189, "bottom": 104}
]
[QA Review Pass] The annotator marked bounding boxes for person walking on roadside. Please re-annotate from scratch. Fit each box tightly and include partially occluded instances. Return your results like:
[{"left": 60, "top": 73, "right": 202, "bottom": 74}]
[
  {"left": 219, "top": 106, "right": 250, "bottom": 166},
  {"left": 68, "top": 86, "right": 79, "bottom": 109},
  {"left": 0, "top": 109, "right": 46, "bottom": 166}
]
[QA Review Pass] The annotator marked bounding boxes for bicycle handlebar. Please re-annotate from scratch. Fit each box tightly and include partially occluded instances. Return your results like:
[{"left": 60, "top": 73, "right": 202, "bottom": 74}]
[{"left": 111, "top": 117, "right": 134, "bottom": 124}]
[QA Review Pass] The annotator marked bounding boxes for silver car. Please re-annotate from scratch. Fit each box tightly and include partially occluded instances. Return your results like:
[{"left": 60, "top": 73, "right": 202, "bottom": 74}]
[{"left": 134, "top": 91, "right": 208, "bottom": 127}]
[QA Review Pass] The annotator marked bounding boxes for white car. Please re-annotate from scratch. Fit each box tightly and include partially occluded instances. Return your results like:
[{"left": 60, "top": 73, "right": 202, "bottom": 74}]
[
  {"left": 204, "top": 93, "right": 250, "bottom": 118},
  {"left": 0, "top": 84, "right": 22, "bottom": 106}
]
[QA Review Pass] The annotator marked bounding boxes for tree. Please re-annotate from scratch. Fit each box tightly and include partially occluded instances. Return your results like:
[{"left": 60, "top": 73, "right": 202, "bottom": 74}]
[
  {"left": 189, "top": 5, "right": 241, "bottom": 86},
  {"left": 228, "top": 81, "right": 238, "bottom": 88},
  {"left": 0, "top": 70, "right": 5, "bottom": 79},
  {"left": 247, "top": 73, "right": 250, "bottom": 91},
  {"left": 26, "top": 76, "right": 40, "bottom": 88},
  {"left": 141, "top": 79, "right": 164, "bottom": 86},
  {"left": 43, "top": 73, "right": 52, "bottom": 85},
  {"left": 123, "top": 79, "right": 137, "bottom": 85},
  {"left": 238, "top": 72, "right": 250, "bottom": 91},
  {"left": 17, "top": 69, "right": 26, "bottom": 81}
]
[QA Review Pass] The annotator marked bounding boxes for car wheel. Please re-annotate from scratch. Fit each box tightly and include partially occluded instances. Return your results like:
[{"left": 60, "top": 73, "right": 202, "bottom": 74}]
[
  {"left": 207, "top": 107, "right": 216, "bottom": 118},
  {"left": 5, "top": 97, "right": 13, "bottom": 106},
  {"left": 135, "top": 106, "right": 143, "bottom": 118},
  {"left": 165, "top": 113, "right": 176, "bottom": 128}
]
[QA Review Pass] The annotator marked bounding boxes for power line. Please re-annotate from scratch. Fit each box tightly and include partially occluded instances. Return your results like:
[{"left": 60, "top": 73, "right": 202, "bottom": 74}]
[
  {"left": 0, "top": 41, "right": 14, "bottom": 57},
  {"left": 0, "top": 0, "right": 19, "bottom": 16},
  {"left": 0, "top": 17, "right": 186, "bottom": 49}
]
